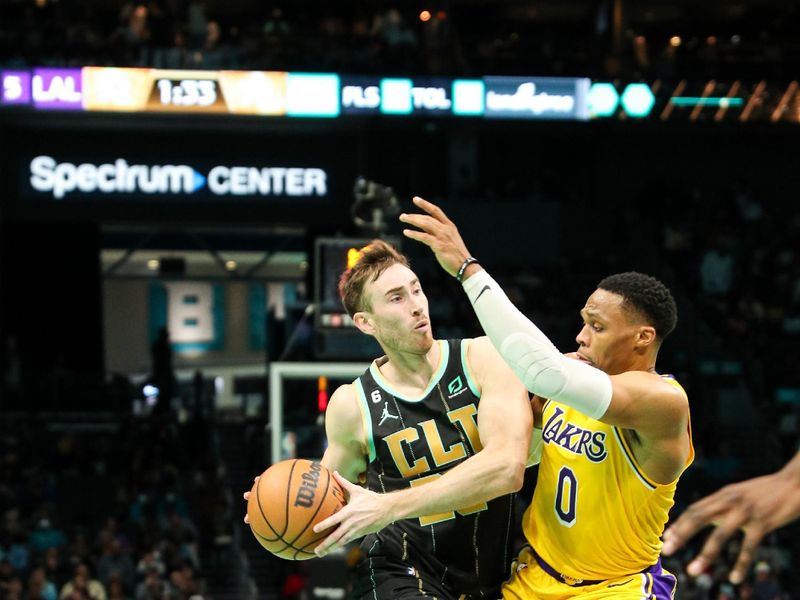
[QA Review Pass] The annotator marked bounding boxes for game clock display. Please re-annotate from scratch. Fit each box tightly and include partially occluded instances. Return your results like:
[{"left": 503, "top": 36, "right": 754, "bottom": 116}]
[{"left": 148, "top": 76, "right": 226, "bottom": 112}]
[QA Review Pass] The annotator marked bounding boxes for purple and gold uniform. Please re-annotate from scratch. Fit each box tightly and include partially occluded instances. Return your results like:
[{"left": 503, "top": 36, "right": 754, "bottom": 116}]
[{"left": 503, "top": 376, "right": 693, "bottom": 599}]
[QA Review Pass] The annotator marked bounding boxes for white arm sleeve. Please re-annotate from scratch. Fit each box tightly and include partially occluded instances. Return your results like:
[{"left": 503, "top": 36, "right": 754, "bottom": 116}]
[{"left": 462, "top": 269, "right": 613, "bottom": 420}]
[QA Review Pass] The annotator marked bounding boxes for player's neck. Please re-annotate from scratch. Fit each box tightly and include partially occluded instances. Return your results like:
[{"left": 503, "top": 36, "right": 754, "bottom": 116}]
[
  {"left": 380, "top": 340, "right": 442, "bottom": 392},
  {"left": 617, "top": 352, "right": 657, "bottom": 375}
]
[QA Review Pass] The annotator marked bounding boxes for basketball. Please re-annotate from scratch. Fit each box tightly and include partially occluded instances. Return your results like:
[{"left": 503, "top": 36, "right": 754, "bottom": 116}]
[{"left": 247, "top": 459, "right": 346, "bottom": 560}]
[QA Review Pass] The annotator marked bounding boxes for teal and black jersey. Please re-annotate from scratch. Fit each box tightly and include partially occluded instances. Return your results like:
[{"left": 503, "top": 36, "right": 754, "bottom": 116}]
[{"left": 351, "top": 339, "right": 520, "bottom": 599}]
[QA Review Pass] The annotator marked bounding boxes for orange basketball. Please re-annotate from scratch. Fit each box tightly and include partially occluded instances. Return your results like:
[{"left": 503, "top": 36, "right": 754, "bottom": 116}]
[{"left": 247, "top": 459, "right": 346, "bottom": 560}]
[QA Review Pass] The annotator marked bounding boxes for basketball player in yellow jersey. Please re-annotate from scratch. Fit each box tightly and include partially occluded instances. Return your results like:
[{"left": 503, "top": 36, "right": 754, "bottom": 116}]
[{"left": 401, "top": 197, "right": 694, "bottom": 599}]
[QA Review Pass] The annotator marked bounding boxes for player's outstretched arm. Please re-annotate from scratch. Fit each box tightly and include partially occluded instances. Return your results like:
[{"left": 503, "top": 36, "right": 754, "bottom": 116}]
[
  {"left": 401, "top": 197, "right": 687, "bottom": 443},
  {"left": 401, "top": 197, "right": 612, "bottom": 423},
  {"left": 312, "top": 337, "right": 531, "bottom": 557},
  {"left": 662, "top": 450, "right": 800, "bottom": 584}
]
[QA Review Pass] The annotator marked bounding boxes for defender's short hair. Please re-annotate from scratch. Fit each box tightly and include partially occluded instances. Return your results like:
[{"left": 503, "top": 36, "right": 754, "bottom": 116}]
[
  {"left": 597, "top": 272, "right": 678, "bottom": 340},
  {"left": 338, "top": 240, "right": 409, "bottom": 317}
]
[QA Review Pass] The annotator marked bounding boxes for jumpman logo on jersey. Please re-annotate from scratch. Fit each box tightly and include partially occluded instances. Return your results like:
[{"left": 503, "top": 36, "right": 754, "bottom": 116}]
[{"left": 378, "top": 402, "right": 400, "bottom": 426}]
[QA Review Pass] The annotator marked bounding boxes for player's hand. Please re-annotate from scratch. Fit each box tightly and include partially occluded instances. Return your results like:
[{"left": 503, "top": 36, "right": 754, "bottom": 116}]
[
  {"left": 662, "top": 470, "right": 800, "bottom": 584},
  {"left": 242, "top": 475, "right": 260, "bottom": 524},
  {"left": 312, "top": 471, "right": 394, "bottom": 557},
  {"left": 400, "top": 197, "right": 473, "bottom": 278}
]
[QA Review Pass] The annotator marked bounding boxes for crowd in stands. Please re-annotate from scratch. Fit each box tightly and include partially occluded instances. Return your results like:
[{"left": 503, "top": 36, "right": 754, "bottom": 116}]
[
  {"left": 1, "top": 0, "right": 799, "bottom": 80},
  {"left": 0, "top": 413, "right": 232, "bottom": 600}
]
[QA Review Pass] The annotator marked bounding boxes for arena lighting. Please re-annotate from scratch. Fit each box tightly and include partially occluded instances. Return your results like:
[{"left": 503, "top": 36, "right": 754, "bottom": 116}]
[
  {"left": 452, "top": 79, "right": 485, "bottom": 115},
  {"left": 286, "top": 73, "right": 340, "bottom": 117},
  {"left": 670, "top": 97, "right": 744, "bottom": 107},
  {"left": 143, "top": 384, "right": 159, "bottom": 401},
  {"left": 620, "top": 83, "right": 655, "bottom": 117},
  {"left": 588, "top": 83, "right": 619, "bottom": 117},
  {"left": 670, "top": 36, "right": 681, "bottom": 47},
  {"left": 317, "top": 376, "right": 329, "bottom": 412},
  {"left": 380, "top": 78, "right": 414, "bottom": 114},
  {"left": 420, "top": 10, "right": 432, "bottom": 22}
]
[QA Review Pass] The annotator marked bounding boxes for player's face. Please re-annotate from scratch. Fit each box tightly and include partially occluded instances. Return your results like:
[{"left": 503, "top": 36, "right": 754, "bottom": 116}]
[
  {"left": 574, "top": 289, "right": 643, "bottom": 375},
  {"left": 359, "top": 263, "right": 433, "bottom": 354}
]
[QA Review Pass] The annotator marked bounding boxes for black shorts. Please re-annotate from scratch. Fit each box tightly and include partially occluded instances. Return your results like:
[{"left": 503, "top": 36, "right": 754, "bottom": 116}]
[{"left": 350, "top": 555, "right": 455, "bottom": 600}]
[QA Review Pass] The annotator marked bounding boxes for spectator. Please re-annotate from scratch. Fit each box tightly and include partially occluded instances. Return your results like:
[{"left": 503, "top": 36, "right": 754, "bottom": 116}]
[
  {"left": 185, "top": 0, "right": 207, "bottom": 47},
  {"left": 752, "top": 561, "right": 782, "bottom": 599},
  {"left": 135, "top": 550, "right": 165, "bottom": 581},
  {"left": 6, "top": 534, "right": 29, "bottom": 575},
  {"left": 105, "top": 576, "right": 130, "bottom": 600},
  {"left": 160, "top": 510, "right": 198, "bottom": 570},
  {"left": 29, "top": 515, "right": 66, "bottom": 554},
  {"left": 27, "top": 566, "right": 57, "bottom": 600},
  {"left": 262, "top": 8, "right": 290, "bottom": 41},
  {"left": 133, "top": 567, "right": 171, "bottom": 600},
  {"left": 96, "top": 540, "right": 135, "bottom": 593},
  {"left": 42, "top": 549, "right": 70, "bottom": 591},
  {"left": 153, "top": 29, "right": 189, "bottom": 69},
  {"left": 0, "top": 559, "right": 17, "bottom": 595},
  {"left": 4, "top": 575, "right": 23, "bottom": 600},
  {"left": 188, "top": 20, "right": 226, "bottom": 68},
  {"left": 150, "top": 328, "right": 174, "bottom": 416},
  {"left": 59, "top": 563, "right": 106, "bottom": 600},
  {"left": 167, "top": 563, "right": 199, "bottom": 599},
  {"left": 110, "top": 4, "right": 151, "bottom": 65},
  {"left": 699, "top": 234, "right": 736, "bottom": 297}
]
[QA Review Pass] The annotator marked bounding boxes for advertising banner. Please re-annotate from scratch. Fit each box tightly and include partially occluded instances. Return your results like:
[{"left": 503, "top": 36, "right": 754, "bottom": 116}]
[
  {"left": 483, "top": 76, "right": 590, "bottom": 120},
  {"left": 22, "top": 155, "right": 332, "bottom": 202}
]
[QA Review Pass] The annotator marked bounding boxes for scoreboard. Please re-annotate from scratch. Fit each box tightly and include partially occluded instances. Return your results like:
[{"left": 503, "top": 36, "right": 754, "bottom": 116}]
[
  {"left": 1, "top": 67, "right": 590, "bottom": 120},
  {"left": 4, "top": 67, "right": 800, "bottom": 123}
]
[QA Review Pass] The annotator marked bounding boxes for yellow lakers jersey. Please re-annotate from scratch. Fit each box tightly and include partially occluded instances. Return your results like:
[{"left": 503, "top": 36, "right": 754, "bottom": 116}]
[{"left": 523, "top": 375, "right": 693, "bottom": 580}]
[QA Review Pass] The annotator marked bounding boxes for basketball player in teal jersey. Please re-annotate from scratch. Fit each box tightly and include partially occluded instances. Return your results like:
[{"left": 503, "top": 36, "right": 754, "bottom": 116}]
[{"left": 305, "top": 240, "right": 536, "bottom": 599}]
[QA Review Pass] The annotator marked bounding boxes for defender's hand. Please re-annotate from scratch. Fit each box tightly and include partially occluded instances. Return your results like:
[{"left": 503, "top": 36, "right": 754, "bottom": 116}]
[
  {"left": 662, "top": 470, "right": 800, "bottom": 584},
  {"left": 400, "top": 197, "right": 474, "bottom": 278}
]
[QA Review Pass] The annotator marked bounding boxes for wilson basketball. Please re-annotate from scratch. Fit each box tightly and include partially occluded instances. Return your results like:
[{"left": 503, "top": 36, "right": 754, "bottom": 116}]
[{"left": 247, "top": 459, "right": 346, "bottom": 560}]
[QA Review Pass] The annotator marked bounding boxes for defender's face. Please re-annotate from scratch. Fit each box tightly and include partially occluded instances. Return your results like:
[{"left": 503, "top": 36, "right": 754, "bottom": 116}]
[
  {"left": 358, "top": 263, "right": 433, "bottom": 354},
  {"left": 574, "top": 289, "right": 641, "bottom": 375}
]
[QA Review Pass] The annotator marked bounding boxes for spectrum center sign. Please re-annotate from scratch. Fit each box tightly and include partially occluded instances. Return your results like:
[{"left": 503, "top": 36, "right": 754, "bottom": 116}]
[{"left": 25, "top": 155, "right": 329, "bottom": 201}]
